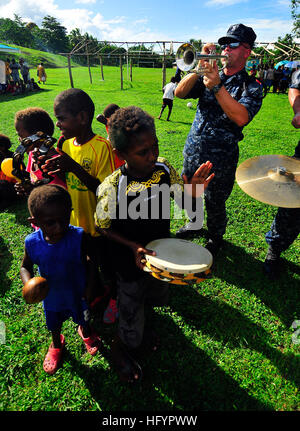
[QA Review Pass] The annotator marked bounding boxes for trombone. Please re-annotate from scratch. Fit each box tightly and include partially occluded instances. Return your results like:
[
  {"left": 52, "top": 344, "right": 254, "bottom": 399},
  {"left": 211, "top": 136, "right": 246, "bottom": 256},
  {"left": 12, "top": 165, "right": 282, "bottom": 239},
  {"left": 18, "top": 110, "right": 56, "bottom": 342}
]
[{"left": 176, "top": 43, "right": 227, "bottom": 74}]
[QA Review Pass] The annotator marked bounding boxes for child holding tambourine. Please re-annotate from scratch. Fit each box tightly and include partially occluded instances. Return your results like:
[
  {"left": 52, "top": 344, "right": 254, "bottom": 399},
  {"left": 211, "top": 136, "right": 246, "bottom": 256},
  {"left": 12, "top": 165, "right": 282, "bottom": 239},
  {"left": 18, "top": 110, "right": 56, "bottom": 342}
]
[{"left": 94, "top": 106, "right": 214, "bottom": 383}]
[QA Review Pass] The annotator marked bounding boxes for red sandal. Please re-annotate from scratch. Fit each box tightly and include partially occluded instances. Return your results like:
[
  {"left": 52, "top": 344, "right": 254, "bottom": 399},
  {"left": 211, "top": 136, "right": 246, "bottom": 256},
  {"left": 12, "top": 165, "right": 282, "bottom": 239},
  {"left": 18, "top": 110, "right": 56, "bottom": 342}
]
[
  {"left": 43, "top": 334, "right": 65, "bottom": 375},
  {"left": 78, "top": 326, "right": 101, "bottom": 356}
]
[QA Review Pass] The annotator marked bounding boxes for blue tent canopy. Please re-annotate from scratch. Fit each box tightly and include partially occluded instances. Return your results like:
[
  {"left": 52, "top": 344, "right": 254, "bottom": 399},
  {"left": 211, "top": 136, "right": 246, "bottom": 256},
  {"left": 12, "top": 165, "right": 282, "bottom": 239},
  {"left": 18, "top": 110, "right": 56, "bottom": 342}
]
[{"left": 0, "top": 44, "right": 20, "bottom": 53}]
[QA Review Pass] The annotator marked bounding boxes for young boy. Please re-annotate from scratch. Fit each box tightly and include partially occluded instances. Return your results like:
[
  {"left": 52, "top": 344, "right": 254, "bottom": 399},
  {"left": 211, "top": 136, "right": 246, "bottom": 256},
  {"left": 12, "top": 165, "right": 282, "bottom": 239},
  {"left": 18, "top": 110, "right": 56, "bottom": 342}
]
[
  {"left": 20, "top": 184, "right": 101, "bottom": 375},
  {"left": 94, "top": 106, "right": 214, "bottom": 383},
  {"left": 43, "top": 89, "right": 116, "bottom": 307},
  {"left": 13, "top": 107, "right": 66, "bottom": 198},
  {"left": 96, "top": 103, "right": 120, "bottom": 139},
  {"left": 157, "top": 77, "right": 177, "bottom": 121},
  {"left": 96, "top": 103, "right": 124, "bottom": 170}
]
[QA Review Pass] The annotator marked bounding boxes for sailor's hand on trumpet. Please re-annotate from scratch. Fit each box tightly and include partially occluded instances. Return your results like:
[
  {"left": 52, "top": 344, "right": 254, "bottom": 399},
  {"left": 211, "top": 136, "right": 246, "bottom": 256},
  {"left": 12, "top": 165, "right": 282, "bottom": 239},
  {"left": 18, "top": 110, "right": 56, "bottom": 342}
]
[
  {"left": 202, "top": 42, "right": 216, "bottom": 55},
  {"left": 202, "top": 61, "right": 221, "bottom": 90},
  {"left": 196, "top": 43, "right": 218, "bottom": 76}
]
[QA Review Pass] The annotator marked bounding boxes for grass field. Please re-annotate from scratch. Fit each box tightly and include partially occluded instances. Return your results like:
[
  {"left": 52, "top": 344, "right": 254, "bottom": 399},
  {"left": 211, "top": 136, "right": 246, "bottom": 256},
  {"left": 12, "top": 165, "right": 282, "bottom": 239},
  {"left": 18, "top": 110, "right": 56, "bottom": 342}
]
[
  {"left": 0, "top": 65, "right": 299, "bottom": 412},
  {"left": 0, "top": 44, "right": 80, "bottom": 68}
]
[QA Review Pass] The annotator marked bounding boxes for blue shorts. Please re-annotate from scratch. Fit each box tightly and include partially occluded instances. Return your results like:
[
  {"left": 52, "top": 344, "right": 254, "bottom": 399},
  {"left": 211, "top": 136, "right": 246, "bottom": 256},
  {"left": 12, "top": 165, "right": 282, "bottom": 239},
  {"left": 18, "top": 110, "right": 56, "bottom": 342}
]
[{"left": 44, "top": 300, "right": 90, "bottom": 332}]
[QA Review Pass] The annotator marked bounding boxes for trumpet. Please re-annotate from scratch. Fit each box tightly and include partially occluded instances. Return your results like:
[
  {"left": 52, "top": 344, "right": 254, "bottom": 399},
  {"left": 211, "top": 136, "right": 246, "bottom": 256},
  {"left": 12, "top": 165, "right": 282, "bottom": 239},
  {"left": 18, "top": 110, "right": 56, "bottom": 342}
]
[{"left": 176, "top": 43, "right": 227, "bottom": 74}]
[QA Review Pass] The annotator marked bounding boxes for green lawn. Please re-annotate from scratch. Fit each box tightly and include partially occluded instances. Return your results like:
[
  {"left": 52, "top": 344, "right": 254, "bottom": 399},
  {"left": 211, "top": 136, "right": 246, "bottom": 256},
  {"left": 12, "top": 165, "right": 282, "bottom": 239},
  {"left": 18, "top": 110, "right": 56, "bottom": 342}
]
[{"left": 0, "top": 65, "right": 299, "bottom": 411}]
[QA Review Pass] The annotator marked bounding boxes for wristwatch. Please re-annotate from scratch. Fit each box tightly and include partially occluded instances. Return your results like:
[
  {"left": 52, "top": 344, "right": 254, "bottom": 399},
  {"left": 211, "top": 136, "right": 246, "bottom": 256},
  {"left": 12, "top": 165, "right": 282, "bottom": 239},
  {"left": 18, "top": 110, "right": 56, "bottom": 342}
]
[{"left": 212, "top": 83, "right": 223, "bottom": 94}]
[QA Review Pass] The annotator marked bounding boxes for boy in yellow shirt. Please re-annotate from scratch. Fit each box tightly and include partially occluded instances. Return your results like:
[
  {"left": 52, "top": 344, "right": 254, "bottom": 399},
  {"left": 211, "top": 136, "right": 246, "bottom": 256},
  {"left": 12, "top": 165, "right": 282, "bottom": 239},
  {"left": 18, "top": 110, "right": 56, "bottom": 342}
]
[{"left": 43, "top": 88, "right": 115, "bottom": 308}]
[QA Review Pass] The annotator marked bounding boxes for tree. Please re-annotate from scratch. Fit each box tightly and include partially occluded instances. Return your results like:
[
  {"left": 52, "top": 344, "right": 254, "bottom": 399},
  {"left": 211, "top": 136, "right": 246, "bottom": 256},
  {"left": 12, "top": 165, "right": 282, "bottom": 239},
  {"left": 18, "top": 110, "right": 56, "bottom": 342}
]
[
  {"left": 68, "top": 29, "right": 106, "bottom": 65},
  {"left": 39, "top": 16, "right": 70, "bottom": 53},
  {"left": 189, "top": 39, "right": 202, "bottom": 51},
  {"left": 0, "top": 15, "right": 34, "bottom": 47},
  {"left": 275, "top": 33, "right": 297, "bottom": 61},
  {"left": 291, "top": 0, "right": 300, "bottom": 37},
  {"left": 68, "top": 28, "right": 83, "bottom": 49},
  {"left": 128, "top": 44, "right": 162, "bottom": 67}
]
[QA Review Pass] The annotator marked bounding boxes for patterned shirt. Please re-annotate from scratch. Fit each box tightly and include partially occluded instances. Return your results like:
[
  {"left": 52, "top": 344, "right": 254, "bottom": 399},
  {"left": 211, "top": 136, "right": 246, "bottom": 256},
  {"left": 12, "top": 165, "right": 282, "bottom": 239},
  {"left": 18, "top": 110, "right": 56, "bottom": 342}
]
[
  {"left": 290, "top": 69, "right": 300, "bottom": 89},
  {"left": 95, "top": 157, "right": 185, "bottom": 280},
  {"left": 184, "top": 68, "right": 263, "bottom": 157}
]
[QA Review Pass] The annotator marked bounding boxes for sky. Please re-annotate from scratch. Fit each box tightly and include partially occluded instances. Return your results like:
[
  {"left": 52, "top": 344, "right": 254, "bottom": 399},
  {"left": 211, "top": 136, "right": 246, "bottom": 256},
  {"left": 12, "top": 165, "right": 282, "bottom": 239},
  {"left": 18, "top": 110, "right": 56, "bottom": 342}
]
[{"left": 0, "top": 0, "right": 295, "bottom": 49}]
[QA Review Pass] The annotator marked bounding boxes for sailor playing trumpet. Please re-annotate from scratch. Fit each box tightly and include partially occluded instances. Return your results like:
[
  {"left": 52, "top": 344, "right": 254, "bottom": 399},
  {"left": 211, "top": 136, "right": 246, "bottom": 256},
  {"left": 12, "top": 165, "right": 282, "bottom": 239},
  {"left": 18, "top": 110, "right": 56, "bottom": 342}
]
[{"left": 175, "top": 24, "right": 263, "bottom": 257}]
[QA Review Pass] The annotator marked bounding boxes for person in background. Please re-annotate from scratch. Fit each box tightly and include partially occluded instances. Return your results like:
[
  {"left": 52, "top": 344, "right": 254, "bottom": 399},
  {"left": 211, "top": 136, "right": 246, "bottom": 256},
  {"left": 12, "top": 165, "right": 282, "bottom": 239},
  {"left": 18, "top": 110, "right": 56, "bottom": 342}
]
[
  {"left": 19, "top": 58, "right": 30, "bottom": 84},
  {"left": 273, "top": 65, "right": 283, "bottom": 94},
  {"left": 279, "top": 67, "right": 290, "bottom": 94},
  {"left": 9, "top": 58, "right": 20, "bottom": 85},
  {"left": 96, "top": 103, "right": 124, "bottom": 169},
  {"left": 249, "top": 64, "right": 257, "bottom": 77},
  {"left": 157, "top": 77, "right": 177, "bottom": 121},
  {"left": 264, "top": 68, "right": 300, "bottom": 279},
  {"left": 30, "top": 78, "right": 41, "bottom": 91},
  {"left": 265, "top": 65, "right": 274, "bottom": 92},
  {"left": 37, "top": 62, "right": 47, "bottom": 84},
  {"left": 5, "top": 58, "right": 11, "bottom": 84}
]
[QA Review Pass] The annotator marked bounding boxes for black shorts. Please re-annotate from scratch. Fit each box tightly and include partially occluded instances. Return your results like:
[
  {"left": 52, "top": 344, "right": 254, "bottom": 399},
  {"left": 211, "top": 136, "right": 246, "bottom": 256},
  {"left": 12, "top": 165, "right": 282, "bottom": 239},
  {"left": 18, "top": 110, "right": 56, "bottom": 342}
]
[{"left": 162, "top": 98, "right": 173, "bottom": 108}]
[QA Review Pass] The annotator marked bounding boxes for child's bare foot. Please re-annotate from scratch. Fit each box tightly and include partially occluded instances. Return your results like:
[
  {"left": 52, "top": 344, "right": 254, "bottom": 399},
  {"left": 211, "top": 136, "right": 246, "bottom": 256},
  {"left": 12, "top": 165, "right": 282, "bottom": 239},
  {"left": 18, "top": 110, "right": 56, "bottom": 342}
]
[{"left": 111, "top": 336, "right": 142, "bottom": 383}]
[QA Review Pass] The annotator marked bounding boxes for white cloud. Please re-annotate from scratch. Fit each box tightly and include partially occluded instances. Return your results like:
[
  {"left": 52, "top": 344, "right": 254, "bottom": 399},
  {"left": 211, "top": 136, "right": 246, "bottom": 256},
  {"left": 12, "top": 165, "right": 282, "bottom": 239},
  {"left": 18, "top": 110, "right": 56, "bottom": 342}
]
[
  {"left": 180, "top": 18, "right": 294, "bottom": 44},
  {"left": 205, "top": 0, "right": 248, "bottom": 6},
  {"left": 0, "top": 0, "right": 167, "bottom": 42},
  {"left": 134, "top": 19, "right": 148, "bottom": 25},
  {"left": 75, "top": 0, "right": 97, "bottom": 4},
  {"left": 241, "top": 18, "right": 293, "bottom": 42},
  {"left": 277, "top": 0, "right": 290, "bottom": 5}
]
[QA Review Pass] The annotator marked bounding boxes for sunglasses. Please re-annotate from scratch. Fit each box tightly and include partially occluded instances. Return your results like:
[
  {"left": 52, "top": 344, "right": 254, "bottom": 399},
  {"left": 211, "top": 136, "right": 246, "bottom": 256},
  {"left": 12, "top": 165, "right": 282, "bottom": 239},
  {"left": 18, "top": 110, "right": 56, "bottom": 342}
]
[{"left": 220, "top": 42, "right": 247, "bottom": 50}]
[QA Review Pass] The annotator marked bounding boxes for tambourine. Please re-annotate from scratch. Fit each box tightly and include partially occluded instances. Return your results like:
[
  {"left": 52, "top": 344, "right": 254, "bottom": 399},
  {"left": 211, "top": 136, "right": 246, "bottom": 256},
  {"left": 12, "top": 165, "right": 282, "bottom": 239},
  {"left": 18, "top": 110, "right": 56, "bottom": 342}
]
[{"left": 144, "top": 238, "right": 213, "bottom": 285}]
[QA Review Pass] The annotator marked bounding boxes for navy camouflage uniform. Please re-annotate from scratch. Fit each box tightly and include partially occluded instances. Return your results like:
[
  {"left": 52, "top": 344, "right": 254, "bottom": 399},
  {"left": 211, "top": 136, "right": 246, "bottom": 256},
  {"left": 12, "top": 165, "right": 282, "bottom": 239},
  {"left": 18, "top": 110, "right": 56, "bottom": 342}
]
[
  {"left": 265, "top": 69, "right": 300, "bottom": 252},
  {"left": 182, "top": 69, "right": 263, "bottom": 238}
]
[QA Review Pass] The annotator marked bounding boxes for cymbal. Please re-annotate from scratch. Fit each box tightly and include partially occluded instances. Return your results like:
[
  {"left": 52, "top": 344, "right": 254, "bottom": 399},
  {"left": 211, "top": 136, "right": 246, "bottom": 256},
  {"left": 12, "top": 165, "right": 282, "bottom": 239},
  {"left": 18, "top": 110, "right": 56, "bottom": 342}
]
[{"left": 236, "top": 155, "right": 300, "bottom": 208}]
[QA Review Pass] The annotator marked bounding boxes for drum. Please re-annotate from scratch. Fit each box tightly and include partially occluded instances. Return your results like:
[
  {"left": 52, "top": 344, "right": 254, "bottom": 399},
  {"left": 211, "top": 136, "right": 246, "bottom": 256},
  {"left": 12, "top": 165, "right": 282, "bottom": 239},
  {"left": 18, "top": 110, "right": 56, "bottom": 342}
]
[{"left": 143, "top": 238, "right": 213, "bottom": 285}]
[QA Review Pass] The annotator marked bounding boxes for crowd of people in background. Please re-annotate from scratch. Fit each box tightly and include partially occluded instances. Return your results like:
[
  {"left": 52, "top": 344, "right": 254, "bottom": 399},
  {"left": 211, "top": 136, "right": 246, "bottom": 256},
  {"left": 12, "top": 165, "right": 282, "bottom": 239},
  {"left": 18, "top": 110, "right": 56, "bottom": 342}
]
[
  {"left": 249, "top": 63, "right": 299, "bottom": 94},
  {"left": 0, "top": 57, "right": 46, "bottom": 96}
]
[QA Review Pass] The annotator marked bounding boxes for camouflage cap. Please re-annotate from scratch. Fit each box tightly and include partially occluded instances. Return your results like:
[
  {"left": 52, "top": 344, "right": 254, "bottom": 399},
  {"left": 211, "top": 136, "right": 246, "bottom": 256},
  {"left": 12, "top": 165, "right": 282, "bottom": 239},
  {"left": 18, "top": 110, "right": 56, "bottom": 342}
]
[{"left": 218, "top": 23, "right": 256, "bottom": 48}]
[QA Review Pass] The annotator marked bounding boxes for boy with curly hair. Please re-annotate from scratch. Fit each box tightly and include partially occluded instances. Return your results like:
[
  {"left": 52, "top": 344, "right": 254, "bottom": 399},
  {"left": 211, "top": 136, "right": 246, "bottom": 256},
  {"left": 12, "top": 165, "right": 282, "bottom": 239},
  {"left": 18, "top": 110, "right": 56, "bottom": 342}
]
[{"left": 95, "top": 106, "right": 214, "bottom": 383}]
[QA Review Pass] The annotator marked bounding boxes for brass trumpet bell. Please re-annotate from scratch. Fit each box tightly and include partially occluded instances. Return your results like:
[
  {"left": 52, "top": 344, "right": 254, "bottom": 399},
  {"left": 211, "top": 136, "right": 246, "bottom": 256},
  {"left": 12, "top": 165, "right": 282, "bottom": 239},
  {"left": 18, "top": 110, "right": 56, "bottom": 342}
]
[{"left": 176, "top": 42, "right": 227, "bottom": 74}]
